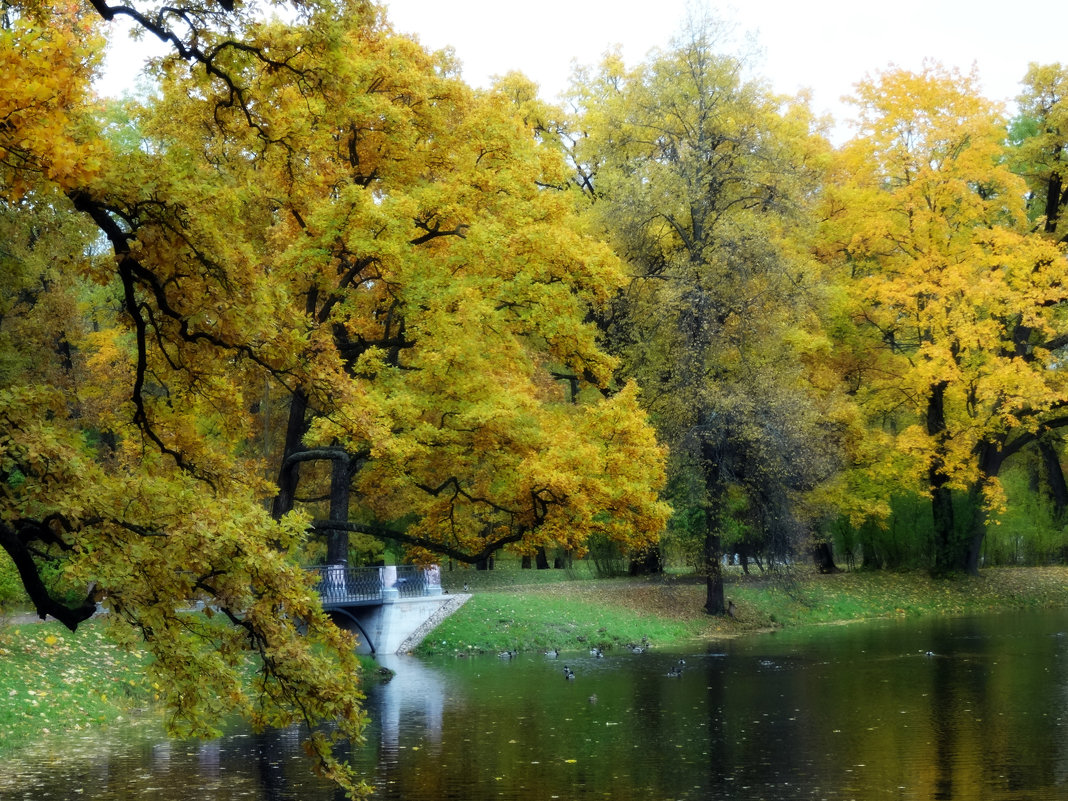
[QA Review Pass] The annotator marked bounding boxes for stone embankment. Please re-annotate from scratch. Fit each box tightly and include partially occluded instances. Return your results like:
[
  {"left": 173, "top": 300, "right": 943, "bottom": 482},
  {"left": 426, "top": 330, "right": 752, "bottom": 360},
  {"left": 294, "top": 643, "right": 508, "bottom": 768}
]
[{"left": 395, "top": 592, "right": 471, "bottom": 653}]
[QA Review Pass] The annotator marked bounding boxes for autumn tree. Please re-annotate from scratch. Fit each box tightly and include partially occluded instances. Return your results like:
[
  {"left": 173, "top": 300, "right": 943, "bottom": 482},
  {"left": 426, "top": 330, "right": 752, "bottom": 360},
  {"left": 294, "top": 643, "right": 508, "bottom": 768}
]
[
  {"left": 1, "top": 1, "right": 375, "bottom": 792},
  {"left": 120, "top": 0, "right": 668, "bottom": 568},
  {"left": 1013, "top": 63, "right": 1068, "bottom": 241},
  {"left": 1008, "top": 63, "right": 1068, "bottom": 519},
  {"left": 565, "top": 16, "right": 847, "bottom": 612},
  {"left": 1, "top": 0, "right": 668, "bottom": 793},
  {"left": 822, "top": 63, "right": 1068, "bottom": 575}
]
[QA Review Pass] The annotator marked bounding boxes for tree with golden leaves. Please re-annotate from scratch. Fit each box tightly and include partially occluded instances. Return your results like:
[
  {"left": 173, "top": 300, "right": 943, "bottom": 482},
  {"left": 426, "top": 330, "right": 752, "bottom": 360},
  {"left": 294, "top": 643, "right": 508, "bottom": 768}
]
[
  {"left": 823, "top": 63, "right": 1068, "bottom": 575},
  {"left": 1, "top": 0, "right": 668, "bottom": 793},
  {"left": 565, "top": 15, "right": 848, "bottom": 610}
]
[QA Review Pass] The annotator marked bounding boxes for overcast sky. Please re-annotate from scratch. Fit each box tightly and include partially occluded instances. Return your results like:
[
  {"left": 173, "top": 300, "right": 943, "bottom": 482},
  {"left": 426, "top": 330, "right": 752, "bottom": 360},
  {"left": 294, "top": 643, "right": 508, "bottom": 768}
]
[
  {"left": 384, "top": 0, "right": 1067, "bottom": 131},
  {"left": 100, "top": 0, "right": 1068, "bottom": 134}
]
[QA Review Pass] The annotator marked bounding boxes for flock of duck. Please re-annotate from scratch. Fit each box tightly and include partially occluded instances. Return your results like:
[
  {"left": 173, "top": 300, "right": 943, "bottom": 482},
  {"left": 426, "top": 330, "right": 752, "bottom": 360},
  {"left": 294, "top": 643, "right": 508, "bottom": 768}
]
[
  {"left": 495, "top": 638, "right": 691, "bottom": 679},
  {"left": 494, "top": 645, "right": 942, "bottom": 680}
]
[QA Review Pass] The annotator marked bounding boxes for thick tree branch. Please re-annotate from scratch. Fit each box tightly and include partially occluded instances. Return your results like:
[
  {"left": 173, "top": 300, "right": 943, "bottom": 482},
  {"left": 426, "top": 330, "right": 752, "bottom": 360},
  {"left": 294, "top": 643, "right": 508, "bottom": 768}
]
[
  {"left": 68, "top": 190, "right": 313, "bottom": 481},
  {"left": 0, "top": 521, "right": 97, "bottom": 631},
  {"left": 409, "top": 217, "right": 468, "bottom": 246},
  {"left": 413, "top": 475, "right": 518, "bottom": 517},
  {"left": 82, "top": 0, "right": 310, "bottom": 139},
  {"left": 309, "top": 520, "right": 524, "bottom": 564},
  {"left": 999, "top": 414, "right": 1068, "bottom": 464},
  {"left": 281, "top": 447, "right": 358, "bottom": 469}
]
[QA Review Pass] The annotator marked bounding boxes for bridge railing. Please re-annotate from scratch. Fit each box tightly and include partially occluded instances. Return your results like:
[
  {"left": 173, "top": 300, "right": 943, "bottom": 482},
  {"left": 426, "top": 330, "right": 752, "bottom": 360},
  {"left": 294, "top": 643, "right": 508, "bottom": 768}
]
[
  {"left": 308, "top": 564, "right": 441, "bottom": 605},
  {"left": 394, "top": 564, "right": 430, "bottom": 597}
]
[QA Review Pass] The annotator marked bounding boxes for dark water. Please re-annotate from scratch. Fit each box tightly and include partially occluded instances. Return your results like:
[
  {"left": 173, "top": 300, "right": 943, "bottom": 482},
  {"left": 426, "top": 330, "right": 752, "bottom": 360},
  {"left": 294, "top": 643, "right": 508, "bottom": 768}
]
[{"left": 6, "top": 609, "right": 1068, "bottom": 800}]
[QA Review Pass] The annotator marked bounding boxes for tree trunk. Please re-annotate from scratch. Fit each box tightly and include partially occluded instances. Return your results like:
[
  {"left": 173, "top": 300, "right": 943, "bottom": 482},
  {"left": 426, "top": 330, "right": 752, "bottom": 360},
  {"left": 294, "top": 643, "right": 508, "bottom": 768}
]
[
  {"left": 1040, "top": 438, "right": 1068, "bottom": 521},
  {"left": 700, "top": 438, "right": 727, "bottom": 615},
  {"left": 535, "top": 547, "right": 549, "bottom": 570},
  {"left": 271, "top": 390, "right": 309, "bottom": 521},
  {"left": 927, "top": 382, "right": 965, "bottom": 575},
  {"left": 965, "top": 493, "right": 986, "bottom": 577},
  {"left": 811, "top": 541, "right": 839, "bottom": 574},
  {"left": 521, "top": 555, "right": 532, "bottom": 569},
  {"left": 703, "top": 529, "right": 725, "bottom": 615},
  {"left": 1045, "top": 169, "right": 1064, "bottom": 234},
  {"left": 930, "top": 471, "right": 963, "bottom": 575},
  {"left": 963, "top": 444, "right": 1006, "bottom": 576},
  {"left": 325, "top": 452, "right": 350, "bottom": 564}
]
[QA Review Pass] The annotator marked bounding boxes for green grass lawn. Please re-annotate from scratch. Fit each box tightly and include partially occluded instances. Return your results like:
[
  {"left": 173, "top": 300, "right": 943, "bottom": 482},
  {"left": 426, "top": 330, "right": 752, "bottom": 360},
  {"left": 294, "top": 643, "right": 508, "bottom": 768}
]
[
  {"left": 417, "top": 587, "right": 707, "bottom": 656},
  {"left": 730, "top": 565, "right": 1068, "bottom": 626},
  {"left": 0, "top": 617, "right": 154, "bottom": 752},
  {"left": 0, "top": 613, "right": 387, "bottom": 755},
  {"left": 419, "top": 565, "right": 1068, "bottom": 655}
]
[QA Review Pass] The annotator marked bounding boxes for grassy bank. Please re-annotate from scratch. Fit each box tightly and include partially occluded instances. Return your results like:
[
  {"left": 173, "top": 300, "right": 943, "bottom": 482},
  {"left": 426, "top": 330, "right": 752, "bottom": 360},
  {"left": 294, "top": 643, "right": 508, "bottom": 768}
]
[
  {"left": 0, "top": 617, "right": 155, "bottom": 751},
  {"left": 0, "top": 614, "right": 384, "bottom": 755},
  {"left": 417, "top": 565, "right": 1068, "bottom": 656}
]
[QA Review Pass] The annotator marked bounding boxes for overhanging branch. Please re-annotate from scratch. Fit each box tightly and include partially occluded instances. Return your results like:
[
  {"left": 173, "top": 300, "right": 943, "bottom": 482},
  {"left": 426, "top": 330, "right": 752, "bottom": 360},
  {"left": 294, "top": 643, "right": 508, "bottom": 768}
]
[
  {"left": 0, "top": 522, "right": 97, "bottom": 631},
  {"left": 310, "top": 520, "right": 524, "bottom": 564},
  {"left": 1000, "top": 414, "right": 1068, "bottom": 464}
]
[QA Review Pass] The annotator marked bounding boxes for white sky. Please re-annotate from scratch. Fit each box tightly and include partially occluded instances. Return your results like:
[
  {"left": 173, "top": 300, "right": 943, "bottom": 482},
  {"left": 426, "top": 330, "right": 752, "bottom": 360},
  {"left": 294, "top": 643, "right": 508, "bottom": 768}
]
[
  {"left": 99, "top": 0, "right": 1068, "bottom": 135},
  {"left": 384, "top": 0, "right": 1067, "bottom": 131}
]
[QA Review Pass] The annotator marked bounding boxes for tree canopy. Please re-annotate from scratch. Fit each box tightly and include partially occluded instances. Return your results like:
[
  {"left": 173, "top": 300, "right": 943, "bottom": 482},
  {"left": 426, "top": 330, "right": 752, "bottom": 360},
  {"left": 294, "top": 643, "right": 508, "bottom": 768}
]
[
  {"left": 564, "top": 15, "right": 848, "bottom": 607},
  {"left": 1, "top": 0, "right": 667, "bottom": 793},
  {"left": 820, "top": 63, "right": 1068, "bottom": 574},
  {"left": 8, "top": 0, "right": 1068, "bottom": 792}
]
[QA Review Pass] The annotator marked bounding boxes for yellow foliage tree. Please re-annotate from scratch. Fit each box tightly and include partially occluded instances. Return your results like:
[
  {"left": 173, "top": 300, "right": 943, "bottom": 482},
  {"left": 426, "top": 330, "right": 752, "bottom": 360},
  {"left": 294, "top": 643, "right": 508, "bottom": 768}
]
[
  {"left": 1, "top": 0, "right": 668, "bottom": 794},
  {"left": 822, "top": 63, "right": 1068, "bottom": 575},
  {"left": 565, "top": 14, "right": 848, "bottom": 609},
  {"left": 1013, "top": 62, "right": 1068, "bottom": 241}
]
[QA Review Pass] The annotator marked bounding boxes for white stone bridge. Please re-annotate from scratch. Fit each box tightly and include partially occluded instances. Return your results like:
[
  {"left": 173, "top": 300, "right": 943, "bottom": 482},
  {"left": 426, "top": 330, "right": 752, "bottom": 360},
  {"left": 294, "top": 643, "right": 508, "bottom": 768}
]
[{"left": 307, "top": 564, "right": 464, "bottom": 654}]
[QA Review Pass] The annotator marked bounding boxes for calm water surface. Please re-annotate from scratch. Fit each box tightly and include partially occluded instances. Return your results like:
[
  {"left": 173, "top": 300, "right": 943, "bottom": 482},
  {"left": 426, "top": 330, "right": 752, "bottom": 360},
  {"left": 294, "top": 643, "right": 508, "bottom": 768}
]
[{"left": 5, "top": 609, "right": 1068, "bottom": 800}]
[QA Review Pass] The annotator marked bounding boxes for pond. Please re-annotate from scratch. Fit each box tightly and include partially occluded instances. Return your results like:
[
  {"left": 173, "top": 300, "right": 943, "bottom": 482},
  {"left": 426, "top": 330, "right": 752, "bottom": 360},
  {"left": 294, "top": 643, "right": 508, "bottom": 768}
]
[{"left": 5, "top": 608, "right": 1068, "bottom": 800}]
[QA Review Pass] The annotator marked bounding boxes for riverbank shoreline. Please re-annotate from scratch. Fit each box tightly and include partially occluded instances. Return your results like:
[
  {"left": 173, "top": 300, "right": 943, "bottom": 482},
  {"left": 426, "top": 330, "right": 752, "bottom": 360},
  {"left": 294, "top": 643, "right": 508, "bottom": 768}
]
[
  {"left": 4, "top": 566, "right": 1068, "bottom": 748},
  {"left": 415, "top": 565, "right": 1068, "bottom": 656}
]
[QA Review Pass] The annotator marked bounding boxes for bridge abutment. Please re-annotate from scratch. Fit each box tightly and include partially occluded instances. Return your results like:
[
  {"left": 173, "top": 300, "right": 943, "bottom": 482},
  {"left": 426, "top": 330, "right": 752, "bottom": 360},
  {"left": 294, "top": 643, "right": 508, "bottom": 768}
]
[{"left": 330, "top": 594, "right": 468, "bottom": 654}]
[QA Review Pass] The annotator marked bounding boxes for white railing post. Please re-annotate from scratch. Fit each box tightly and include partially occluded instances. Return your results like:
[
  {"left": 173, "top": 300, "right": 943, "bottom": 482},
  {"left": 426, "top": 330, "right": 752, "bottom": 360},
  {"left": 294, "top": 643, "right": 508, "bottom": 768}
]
[
  {"left": 324, "top": 563, "right": 346, "bottom": 602},
  {"left": 380, "top": 565, "right": 399, "bottom": 603},
  {"left": 425, "top": 564, "right": 442, "bottom": 595}
]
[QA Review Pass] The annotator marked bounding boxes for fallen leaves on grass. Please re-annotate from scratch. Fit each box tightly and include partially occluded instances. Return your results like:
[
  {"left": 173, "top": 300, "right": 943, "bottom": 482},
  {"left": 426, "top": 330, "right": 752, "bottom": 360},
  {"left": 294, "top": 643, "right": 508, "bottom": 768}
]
[{"left": 0, "top": 619, "right": 153, "bottom": 752}]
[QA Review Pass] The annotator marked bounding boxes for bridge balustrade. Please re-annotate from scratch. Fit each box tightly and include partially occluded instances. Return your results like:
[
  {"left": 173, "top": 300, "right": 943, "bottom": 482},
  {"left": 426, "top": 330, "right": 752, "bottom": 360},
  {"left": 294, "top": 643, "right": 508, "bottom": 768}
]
[{"left": 308, "top": 564, "right": 441, "bottom": 606}]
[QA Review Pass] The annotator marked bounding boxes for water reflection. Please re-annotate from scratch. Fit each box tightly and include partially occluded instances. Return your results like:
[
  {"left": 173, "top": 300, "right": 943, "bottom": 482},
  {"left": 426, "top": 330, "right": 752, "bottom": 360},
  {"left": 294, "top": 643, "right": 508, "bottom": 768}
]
[
  {"left": 5, "top": 609, "right": 1068, "bottom": 800},
  {"left": 351, "top": 610, "right": 1068, "bottom": 801},
  {"left": 375, "top": 654, "right": 445, "bottom": 756}
]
